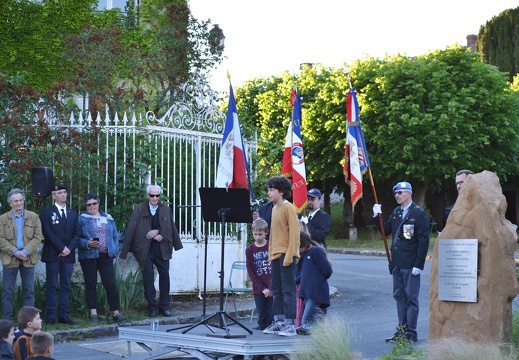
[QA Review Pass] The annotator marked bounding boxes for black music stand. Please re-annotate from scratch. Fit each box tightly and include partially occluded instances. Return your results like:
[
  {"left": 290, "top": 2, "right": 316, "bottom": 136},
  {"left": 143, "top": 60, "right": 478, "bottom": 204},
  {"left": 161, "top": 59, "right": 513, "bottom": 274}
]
[{"left": 179, "top": 187, "right": 253, "bottom": 338}]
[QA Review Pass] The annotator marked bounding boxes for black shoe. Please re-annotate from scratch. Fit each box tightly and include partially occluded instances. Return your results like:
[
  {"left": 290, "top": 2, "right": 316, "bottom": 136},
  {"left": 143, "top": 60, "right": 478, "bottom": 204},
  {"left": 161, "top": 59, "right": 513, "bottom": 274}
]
[
  {"left": 405, "top": 333, "right": 417, "bottom": 343},
  {"left": 159, "top": 309, "right": 173, "bottom": 317},
  {"left": 385, "top": 331, "right": 404, "bottom": 343},
  {"left": 91, "top": 315, "right": 99, "bottom": 323},
  {"left": 113, "top": 313, "right": 129, "bottom": 326},
  {"left": 148, "top": 308, "right": 158, "bottom": 317},
  {"left": 58, "top": 316, "right": 77, "bottom": 325},
  {"left": 45, "top": 318, "right": 55, "bottom": 325}
]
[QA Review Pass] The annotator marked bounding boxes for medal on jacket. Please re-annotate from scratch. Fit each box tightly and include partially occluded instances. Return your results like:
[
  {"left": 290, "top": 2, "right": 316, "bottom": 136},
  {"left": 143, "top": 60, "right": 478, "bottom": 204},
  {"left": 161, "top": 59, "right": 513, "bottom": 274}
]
[
  {"left": 52, "top": 212, "right": 59, "bottom": 224},
  {"left": 403, "top": 224, "right": 414, "bottom": 239}
]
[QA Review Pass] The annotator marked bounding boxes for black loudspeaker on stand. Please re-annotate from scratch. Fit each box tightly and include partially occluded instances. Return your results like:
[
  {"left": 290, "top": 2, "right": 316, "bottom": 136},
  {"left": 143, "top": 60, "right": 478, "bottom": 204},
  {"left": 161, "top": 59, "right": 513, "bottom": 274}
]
[
  {"left": 175, "top": 187, "right": 253, "bottom": 338},
  {"left": 31, "top": 167, "right": 54, "bottom": 197}
]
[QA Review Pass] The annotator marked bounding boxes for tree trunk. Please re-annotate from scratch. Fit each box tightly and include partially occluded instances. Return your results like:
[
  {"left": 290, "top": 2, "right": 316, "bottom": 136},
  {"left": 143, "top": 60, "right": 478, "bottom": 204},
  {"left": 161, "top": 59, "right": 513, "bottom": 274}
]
[{"left": 336, "top": 189, "right": 353, "bottom": 239}]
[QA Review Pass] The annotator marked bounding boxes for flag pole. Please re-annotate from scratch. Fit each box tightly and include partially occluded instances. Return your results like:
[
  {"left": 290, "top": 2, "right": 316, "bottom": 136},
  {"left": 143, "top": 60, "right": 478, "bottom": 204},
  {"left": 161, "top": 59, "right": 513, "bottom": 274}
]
[{"left": 345, "top": 69, "right": 391, "bottom": 271}]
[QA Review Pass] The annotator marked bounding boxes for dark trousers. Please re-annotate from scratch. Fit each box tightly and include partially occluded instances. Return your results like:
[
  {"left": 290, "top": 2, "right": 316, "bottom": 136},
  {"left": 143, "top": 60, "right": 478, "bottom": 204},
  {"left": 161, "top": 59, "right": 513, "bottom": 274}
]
[
  {"left": 270, "top": 255, "right": 296, "bottom": 324},
  {"left": 2, "top": 262, "right": 35, "bottom": 320},
  {"left": 143, "top": 242, "right": 170, "bottom": 310},
  {"left": 45, "top": 258, "right": 74, "bottom": 319},
  {"left": 253, "top": 294, "right": 273, "bottom": 328},
  {"left": 79, "top": 253, "right": 120, "bottom": 311},
  {"left": 392, "top": 267, "right": 420, "bottom": 336}
]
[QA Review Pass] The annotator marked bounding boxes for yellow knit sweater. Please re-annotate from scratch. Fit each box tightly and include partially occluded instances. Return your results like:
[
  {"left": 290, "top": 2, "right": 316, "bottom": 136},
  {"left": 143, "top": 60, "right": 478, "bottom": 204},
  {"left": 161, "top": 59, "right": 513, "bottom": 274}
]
[{"left": 268, "top": 201, "right": 300, "bottom": 266}]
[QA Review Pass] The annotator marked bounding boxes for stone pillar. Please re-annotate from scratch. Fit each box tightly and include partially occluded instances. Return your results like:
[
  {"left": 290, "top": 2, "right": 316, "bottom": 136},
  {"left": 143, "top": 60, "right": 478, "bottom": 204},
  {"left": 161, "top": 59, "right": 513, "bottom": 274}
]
[
  {"left": 349, "top": 227, "right": 358, "bottom": 245},
  {"left": 429, "top": 171, "right": 518, "bottom": 343}
]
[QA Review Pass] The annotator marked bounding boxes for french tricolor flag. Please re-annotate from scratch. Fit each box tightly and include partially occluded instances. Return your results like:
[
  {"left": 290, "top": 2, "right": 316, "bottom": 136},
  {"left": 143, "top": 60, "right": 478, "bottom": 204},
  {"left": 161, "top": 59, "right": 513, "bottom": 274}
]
[
  {"left": 216, "top": 84, "right": 248, "bottom": 189},
  {"left": 344, "top": 88, "right": 370, "bottom": 209},
  {"left": 282, "top": 90, "right": 307, "bottom": 213}
]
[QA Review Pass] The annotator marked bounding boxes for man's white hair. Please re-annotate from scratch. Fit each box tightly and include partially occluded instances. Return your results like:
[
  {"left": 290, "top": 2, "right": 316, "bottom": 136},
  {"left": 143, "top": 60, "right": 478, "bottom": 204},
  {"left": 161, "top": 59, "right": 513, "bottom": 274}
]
[{"left": 146, "top": 184, "right": 162, "bottom": 194}]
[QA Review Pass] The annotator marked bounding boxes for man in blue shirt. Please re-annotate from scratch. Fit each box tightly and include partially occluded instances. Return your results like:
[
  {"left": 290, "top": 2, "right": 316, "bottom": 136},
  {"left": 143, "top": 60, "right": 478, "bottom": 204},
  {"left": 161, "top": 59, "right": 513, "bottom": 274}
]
[{"left": 0, "top": 189, "right": 43, "bottom": 320}]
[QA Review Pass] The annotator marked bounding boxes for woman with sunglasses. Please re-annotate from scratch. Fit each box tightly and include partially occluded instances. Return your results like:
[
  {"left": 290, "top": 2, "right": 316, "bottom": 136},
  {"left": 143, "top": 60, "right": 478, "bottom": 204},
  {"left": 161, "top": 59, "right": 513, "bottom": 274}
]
[{"left": 77, "top": 193, "right": 127, "bottom": 325}]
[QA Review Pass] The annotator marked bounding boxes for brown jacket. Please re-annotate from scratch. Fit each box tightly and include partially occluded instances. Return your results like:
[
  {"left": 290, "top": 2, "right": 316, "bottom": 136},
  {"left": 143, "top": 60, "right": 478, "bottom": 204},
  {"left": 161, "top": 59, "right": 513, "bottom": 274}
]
[
  {"left": 0, "top": 210, "right": 42, "bottom": 268},
  {"left": 120, "top": 202, "right": 182, "bottom": 269}
]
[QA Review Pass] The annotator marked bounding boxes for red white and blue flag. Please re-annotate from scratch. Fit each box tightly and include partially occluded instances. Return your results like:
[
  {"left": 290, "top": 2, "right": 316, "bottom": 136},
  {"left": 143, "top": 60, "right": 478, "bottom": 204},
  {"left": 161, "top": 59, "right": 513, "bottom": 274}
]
[
  {"left": 282, "top": 89, "right": 307, "bottom": 213},
  {"left": 344, "top": 88, "right": 370, "bottom": 209},
  {"left": 216, "top": 84, "right": 249, "bottom": 189}
]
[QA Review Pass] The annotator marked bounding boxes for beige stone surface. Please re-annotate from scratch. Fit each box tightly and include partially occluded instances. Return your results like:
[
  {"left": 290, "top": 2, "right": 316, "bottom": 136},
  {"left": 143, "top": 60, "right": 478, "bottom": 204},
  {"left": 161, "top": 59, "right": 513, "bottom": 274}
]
[{"left": 429, "top": 171, "right": 518, "bottom": 343}]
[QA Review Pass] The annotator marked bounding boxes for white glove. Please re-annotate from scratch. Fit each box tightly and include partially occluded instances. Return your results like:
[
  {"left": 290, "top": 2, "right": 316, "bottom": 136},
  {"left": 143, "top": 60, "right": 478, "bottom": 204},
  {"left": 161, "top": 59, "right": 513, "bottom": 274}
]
[
  {"left": 372, "top": 204, "right": 382, "bottom": 218},
  {"left": 411, "top": 267, "right": 422, "bottom": 276},
  {"left": 300, "top": 216, "right": 308, "bottom": 224}
]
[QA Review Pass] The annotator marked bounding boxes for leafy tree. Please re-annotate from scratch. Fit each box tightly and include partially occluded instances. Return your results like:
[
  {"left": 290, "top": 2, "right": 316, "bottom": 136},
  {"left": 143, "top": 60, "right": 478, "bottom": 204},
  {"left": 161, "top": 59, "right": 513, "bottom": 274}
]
[
  {"left": 0, "top": 0, "right": 225, "bottom": 115},
  {"left": 0, "top": 0, "right": 97, "bottom": 90},
  {"left": 477, "top": 6, "right": 519, "bottom": 81},
  {"left": 350, "top": 46, "right": 519, "bottom": 206},
  {"left": 235, "top": 46, "right": 519, "bottom": 237}
]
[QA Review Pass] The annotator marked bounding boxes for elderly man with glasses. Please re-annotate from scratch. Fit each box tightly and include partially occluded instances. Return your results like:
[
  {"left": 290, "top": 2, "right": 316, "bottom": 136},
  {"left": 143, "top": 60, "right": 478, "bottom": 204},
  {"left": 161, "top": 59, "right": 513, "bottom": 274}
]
[
  {"left": 120, "top": 185, "right": 183, "bottom": 317},
  {"left": 372, "top": 182, "right": 429, "bottom": 343}
]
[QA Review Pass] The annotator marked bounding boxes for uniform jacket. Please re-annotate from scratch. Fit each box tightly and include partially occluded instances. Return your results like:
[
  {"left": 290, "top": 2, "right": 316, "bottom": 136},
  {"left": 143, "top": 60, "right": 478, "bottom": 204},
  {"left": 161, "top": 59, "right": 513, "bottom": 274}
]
[
  {"left": 119, "top": 202, "right": 182, "bottom": 269},
  {"left": 376, "top": 202, "right": 429, "bottom": 272},
  {"left": 307, "top": 209, "right": 332, "bottom": 247},
  {"left": 40, "top": 205, "right": 80, "bottom": 263},
  {"left": 77, "top": 211, "right": 119, "bottom": 260},
  {"left": 0, "top": 210, "right": 42, "bottom": 268}
]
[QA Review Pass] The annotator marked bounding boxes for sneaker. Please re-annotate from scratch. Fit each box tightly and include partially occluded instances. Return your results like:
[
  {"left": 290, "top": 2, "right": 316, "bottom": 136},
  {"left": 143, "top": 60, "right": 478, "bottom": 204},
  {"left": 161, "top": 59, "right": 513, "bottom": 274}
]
[
  {"left": 278, "top": 324, "right": 296, "bottom": 337},
  {"left": 263, "top": 322, "right": 283, "bottom": 334},
  {"left": 91, "top": 315, "right": 99, "bottom": 323},
  {"left": 296, "top": 325, "right": 311, "bottom": 335}
]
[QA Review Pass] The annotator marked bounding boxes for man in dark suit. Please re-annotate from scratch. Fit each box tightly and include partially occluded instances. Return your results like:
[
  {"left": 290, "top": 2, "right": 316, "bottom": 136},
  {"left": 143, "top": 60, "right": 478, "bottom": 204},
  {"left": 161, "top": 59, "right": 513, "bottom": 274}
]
[
  {"left": 373, "top": 181, "right": 429, "bottom": 343},
  {"left": 40, "top": 184, "right": 80, "bottom": 325},
  {"left": 305, "top": 188, "right": 332, "bottom": 248}
]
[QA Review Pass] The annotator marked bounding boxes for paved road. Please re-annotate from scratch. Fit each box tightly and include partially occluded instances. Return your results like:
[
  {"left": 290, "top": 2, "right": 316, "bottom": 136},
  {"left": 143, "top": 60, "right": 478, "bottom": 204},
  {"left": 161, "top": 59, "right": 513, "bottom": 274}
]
[
  {"left": 53, "top": 252, "right": 516, "bottom": 359},
  {"left": 327, "top": 253, "right": 430, "bottom": 359}
]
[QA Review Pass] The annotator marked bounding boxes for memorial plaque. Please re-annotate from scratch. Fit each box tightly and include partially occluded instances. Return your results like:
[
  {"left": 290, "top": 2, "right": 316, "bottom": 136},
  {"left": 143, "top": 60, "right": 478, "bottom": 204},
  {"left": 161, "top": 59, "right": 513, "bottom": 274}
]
[{"left": 438, "top": 239, "right": 478, "bottom": 302}]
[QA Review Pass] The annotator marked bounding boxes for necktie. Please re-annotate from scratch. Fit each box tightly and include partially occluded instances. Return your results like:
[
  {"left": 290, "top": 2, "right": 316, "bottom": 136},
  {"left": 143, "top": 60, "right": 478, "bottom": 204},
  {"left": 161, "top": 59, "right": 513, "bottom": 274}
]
[
  {"left": 61, "top": 209, "right": 67, "bottom": 226},
  {"left": 309, "top": 215, "right": 313, "bottom": 221}
]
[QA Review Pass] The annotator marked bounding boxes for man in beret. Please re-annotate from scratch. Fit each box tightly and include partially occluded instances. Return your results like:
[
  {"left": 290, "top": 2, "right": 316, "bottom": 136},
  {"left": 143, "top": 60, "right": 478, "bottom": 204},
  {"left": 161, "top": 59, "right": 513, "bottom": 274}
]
[
  {"left": 372, "top": 182, "right": 429, "bottom": 343},
  {"left": 305, "top": 188, "right": 331, "bottom": 248},
  {"left": 40, "top": 184, "right": 80, "bottom": 325}
]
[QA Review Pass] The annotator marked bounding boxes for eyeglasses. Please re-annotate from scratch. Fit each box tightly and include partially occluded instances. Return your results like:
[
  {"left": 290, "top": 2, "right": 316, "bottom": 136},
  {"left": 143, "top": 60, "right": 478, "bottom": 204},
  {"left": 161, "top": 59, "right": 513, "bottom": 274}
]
[
  {"left": 86, "top": 202, "right": 98, "bottom": 207},
  {"left": 148, "top": 194, "right": 160, "bottom": 198},
  {"left": 394, "top": 191, "right": 408, "bottom": 196}
]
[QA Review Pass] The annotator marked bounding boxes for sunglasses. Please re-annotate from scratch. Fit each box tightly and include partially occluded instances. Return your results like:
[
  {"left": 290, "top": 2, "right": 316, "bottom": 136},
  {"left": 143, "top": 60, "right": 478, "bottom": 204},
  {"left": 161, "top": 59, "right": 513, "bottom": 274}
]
[
  {"left": 148, "top": 194, "right": 160, "bottom": 198},
  {"left": 393, "top": 191, "right": 408, "bottom": 196},
  {"left": 86, "top": 201, "right": 98, "bottom": 207}
]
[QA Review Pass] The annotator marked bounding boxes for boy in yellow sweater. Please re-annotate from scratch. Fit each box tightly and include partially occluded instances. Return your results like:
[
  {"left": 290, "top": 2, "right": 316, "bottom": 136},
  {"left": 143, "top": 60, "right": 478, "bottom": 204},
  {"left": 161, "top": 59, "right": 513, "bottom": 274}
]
[{"left": 262, "top": 176, "right": 300, "bottom": 337}]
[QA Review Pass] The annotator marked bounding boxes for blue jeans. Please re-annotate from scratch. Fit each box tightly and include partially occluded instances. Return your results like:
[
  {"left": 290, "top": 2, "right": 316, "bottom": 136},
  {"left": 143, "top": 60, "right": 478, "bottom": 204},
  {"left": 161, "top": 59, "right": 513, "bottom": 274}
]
[
  {"left": 44, "top": 258, "right": 74, "bottom": 319},
  {"left": 2, "top": 262, "right": 35, "bottom": 319},
  {"left": 270, "top": 255, "right": 296, "bottom": 324},
  {"left": 393, "top": 268, "right": 421, "bottom": 336},
  {"left": 301, "top": 298, "right": 326, "bottom": 326},
  {"left": 253, "top": 294, "right": 273, "bottom": 328}
]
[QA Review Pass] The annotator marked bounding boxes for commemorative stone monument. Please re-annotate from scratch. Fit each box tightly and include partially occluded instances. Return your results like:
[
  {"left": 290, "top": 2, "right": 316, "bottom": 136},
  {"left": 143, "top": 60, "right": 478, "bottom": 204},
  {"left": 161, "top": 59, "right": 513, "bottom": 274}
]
[{"left": 429, "top": 171, "right": 518, "bottom": 343}]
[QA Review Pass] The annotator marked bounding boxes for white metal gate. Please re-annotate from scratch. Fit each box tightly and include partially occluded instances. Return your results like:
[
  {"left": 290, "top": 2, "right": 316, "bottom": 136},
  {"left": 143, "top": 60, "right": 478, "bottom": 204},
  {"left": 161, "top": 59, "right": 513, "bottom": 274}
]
[{"left": 47, "top": 74, "right": 256, "bottom": 294}]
